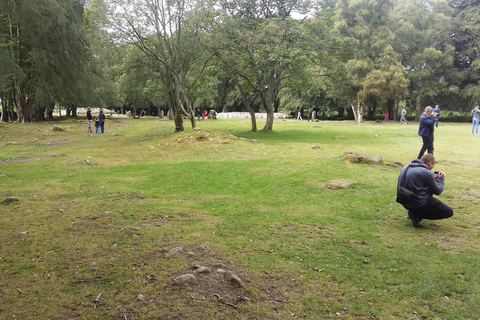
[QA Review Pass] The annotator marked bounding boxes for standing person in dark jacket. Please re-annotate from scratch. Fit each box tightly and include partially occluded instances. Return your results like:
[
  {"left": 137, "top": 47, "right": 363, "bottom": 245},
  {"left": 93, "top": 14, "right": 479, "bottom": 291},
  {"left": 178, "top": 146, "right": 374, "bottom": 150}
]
[
  {"left": 86, "top": 108, "right": 93, "bottom": 133},
  {"left": 98, "top": 110, "right": 106, "bottom": 133},
  {"left": 417, "top": 106, "right": 437, "bottom": 159},
  {"left": 397, "top": 154, "right": 453, "bottom": 228}
]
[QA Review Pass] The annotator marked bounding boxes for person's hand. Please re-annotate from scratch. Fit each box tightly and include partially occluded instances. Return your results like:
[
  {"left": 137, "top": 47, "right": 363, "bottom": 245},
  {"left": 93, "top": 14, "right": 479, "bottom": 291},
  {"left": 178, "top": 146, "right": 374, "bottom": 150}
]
[{"left": 438, "top": 171, "right": 446, "bottom": 180}]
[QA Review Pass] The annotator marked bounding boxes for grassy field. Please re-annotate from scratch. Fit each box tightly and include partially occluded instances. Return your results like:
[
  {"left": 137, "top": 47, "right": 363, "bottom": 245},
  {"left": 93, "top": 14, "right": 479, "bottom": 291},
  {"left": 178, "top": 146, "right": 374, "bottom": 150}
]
[{"left": 1, "top": 116, "right": 479, "bottom": 319}]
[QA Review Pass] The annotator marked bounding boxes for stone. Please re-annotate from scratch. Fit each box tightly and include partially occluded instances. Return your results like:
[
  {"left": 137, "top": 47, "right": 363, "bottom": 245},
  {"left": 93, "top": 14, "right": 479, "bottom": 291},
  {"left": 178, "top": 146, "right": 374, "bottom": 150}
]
[
  {"left": 136, "top": 294, "right": 145, "bottom": 301},
  {"left": 173, "top": 274, "right": 197, "bottom": 285},
  {"left": 169, "top": 247, "right": 183, "bottom": 255},
  {"left": 225, "top": 271, "right": 245, "bottom": 288},
  {"left": 196, "top": 266, "right": 211, "bottom": 274},
  {"left": 53, "top": 126, "right": 65, "bottom": 131},
  {"left": 3, "top": 196, "right": 19, "bottom": 205}
]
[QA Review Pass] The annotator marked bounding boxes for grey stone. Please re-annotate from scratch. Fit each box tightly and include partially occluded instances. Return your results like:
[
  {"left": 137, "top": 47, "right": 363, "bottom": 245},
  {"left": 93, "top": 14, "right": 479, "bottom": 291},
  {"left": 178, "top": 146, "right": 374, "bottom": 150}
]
[
  {"left": 173, "top": 274, "right": 197, "bottom": 285},
  {"left": 225, "top": 271, "right": 245, "bottom": 288},
  {"left": 136, "top": 294, "right": 145, "bottom": 301},
  {"left": 196, "top": 266, "right": 211, "bottom": 274},
  {"left": 169, "top": 247, "right": 183, "bottom": 255}
]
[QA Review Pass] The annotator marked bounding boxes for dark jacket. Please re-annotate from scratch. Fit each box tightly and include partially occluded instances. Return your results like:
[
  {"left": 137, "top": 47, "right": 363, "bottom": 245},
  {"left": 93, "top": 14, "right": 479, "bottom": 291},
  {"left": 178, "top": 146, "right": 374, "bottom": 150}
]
[
  {"left": 87, "top": 110, "right": 92, "bottom": 121},
  {"left": 418, "top": 113, "right": 435, "bottom": 138},
  {"left": 397, "top": 159, "right": 444, "bottom": 208},
  {"left": 99, "top": 111, "right": 106, "bottom": 122}
]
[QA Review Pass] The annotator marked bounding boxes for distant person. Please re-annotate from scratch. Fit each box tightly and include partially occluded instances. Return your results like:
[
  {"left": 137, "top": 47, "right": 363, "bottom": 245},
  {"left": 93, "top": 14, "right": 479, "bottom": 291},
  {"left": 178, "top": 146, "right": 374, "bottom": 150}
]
[
  {"left": 417, "top": 106, "right": 437, "bottom": 159},
  {"left": 383, "top": 111, "right": 389, "bottom": 123},
  {"left": 471, "top": 105, "right": 480, "bottom": 135},
  {"left": 117, "top": 110, "right": 120, "bottom": 116},
  {"left": 396, "top": 154, "right": 453, "bottom": 228},
  {"left": 197, "top": 108, "right": 201, "bottom": 121},
  {"left": 307, "top": 109, "right": 313, "bottom": 122},
  {"left": 433, "top": 105, "right": 440, "bottom": 127},
  {"left": 94, "top": 117, "right": 100, "bottom": 134},
  {"left": 322, "top": 111, "right": 325, "bottom": 120},
  {"left": 400, "top": 107, "right": 409, "bottom": 125},
  {"left": 86, "top": 107, "right": 92, "bottom": 133},
  {"left": 98, "top": 110, "right": 106, "bottom": 133},
  {"left": 297, "top": 110, "right": 302, "bottom": 121}
]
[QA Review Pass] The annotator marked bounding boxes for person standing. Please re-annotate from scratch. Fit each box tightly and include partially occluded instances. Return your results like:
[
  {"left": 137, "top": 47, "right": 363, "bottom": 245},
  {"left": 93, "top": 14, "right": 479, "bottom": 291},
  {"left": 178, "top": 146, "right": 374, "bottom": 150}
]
[
  {"left": 86, "top": 108, "right": 92, "bottom": 133},
  {"left": 98, "top": 109, "right": 106, "bottom": 133},
  {"left": 433, "top": 105, "right": 440, "bottom": 127},
  {"left": 307, "top": 109, "right": 313, "bottom": 122},
  {"left": 396, "top": 154, "right": 453, "bottom": 228},
  {"left": 417, "top": 106, "right": 437, "bottom": 159},
  {"left": 297, "top": 110, "right": 303, "bottom": 121},
  {"left": 400, "top": 107, "right": 409, "bottom": 125},
  {"left": 471, "top": 105, "right": 480, "bottom": 135},
  {"left": 383, "top": 111, "right": 389, "bottom": 123}
]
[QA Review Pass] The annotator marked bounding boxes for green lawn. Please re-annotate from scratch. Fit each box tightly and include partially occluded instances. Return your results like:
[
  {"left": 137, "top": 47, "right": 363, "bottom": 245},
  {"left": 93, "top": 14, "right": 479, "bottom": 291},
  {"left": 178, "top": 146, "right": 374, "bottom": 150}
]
[{"left": 1, "top": 116, "right": 479, "bottom": 319}]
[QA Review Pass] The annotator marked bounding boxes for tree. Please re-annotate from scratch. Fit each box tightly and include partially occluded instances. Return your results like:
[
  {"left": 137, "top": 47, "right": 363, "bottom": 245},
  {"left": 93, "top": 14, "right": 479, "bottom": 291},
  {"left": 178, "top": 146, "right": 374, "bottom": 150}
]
[
  {"left": 104, "top": 0, "right": 215, "bottom": 132},
  {"left": 0, "top": 0, "right": 93, "bottom": 122}
]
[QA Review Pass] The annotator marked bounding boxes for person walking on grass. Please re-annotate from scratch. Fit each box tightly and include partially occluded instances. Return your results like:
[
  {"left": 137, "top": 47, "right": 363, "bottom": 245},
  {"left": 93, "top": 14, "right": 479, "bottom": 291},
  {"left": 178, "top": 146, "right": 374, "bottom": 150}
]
[
  {"left": 471, "top": 105, "right": 480, "bottom": 135},
  {"left": 98, "top": 110, "right": 106, "bottom": 133},
  {"left": 397, "top": 154, "right": 453, "bottom": 228},
  {"left": 383, "top": 111, "right": 389, "bottom": 123},
  {"left": 297, "top": 110, "right": 303, "bottom": 121},
  {"left": 417, "top": 106, "right": 437, "bottom": 159},
  {"left": 400, "top": 107, "right": 409, "bottom": 125},
  {"left": 86, "top": 107, "right": 93, "bottom": 133}
]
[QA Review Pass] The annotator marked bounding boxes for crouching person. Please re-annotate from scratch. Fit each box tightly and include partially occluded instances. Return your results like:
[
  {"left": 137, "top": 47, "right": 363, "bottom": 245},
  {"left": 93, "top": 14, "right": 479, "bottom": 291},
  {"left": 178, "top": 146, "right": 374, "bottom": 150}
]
[{"left": 396, "top": 154, "right": 453, "bottom": 228}]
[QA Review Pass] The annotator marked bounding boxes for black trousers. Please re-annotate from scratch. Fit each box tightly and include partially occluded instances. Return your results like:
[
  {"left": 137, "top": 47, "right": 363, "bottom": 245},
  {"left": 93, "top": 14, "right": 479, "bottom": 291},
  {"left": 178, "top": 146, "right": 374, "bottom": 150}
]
[
  {"left": 410, "top": 197, "right": 453, "bottom": 220},
  {"left": 417, "top": 135, "right": 434, "bottom": 159}
]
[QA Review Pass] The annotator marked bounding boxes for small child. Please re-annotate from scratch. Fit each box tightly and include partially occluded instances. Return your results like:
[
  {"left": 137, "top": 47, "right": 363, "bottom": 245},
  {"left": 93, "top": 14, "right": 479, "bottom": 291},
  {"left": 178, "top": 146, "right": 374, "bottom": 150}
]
[
  {"left": 95, "top": 118, "right": 101, "bottom": 133},
  {"left": 87, "top": 119, "right": 92, "bottom": 133}
]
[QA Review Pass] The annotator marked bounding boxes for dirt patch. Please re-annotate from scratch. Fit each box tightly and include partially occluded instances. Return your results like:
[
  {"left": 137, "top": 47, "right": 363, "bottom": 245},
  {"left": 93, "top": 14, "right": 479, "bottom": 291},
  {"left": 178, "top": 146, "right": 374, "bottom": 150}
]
[
  {"left": 0, "top": 156, "right": 38, "bottom": 163},
  {"left": 46, "top": 140, "right": 71, "bottom": 147}
]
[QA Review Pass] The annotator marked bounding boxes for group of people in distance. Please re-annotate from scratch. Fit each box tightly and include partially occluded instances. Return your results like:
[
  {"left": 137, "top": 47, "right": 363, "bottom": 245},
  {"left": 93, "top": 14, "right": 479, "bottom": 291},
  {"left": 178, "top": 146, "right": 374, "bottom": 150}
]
[
  {"left": 86, "top": 108, "right": 106, "bottom": 134},
  {"left": 397, "top": 104, "right": 480, "bottom": 228}
]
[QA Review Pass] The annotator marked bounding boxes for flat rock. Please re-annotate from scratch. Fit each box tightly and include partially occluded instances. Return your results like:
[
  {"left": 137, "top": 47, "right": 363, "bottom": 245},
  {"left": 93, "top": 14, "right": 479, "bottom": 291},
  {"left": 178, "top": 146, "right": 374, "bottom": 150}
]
[
  {"left": 3, "top": 196, "right": 20, "bottom": 205},
  {"left": 169, "top": 247, "right": 183, "bottom": 255},
  {"left": 224, "top": 271, "right": 245, "bottom": 288},
  {"left": 173, "top": 274, "right": 197, "bottom": 285}
]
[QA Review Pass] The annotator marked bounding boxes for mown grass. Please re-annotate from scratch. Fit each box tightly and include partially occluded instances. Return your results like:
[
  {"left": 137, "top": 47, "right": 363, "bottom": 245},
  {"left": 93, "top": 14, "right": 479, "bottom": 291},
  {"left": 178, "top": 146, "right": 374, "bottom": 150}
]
[{"left": 1, "top": 116, "right": 480, "bottom": 319}]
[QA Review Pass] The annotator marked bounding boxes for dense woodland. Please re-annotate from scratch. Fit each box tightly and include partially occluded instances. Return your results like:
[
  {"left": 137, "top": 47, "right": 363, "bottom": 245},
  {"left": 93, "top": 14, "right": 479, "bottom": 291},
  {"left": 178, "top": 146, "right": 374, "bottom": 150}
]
[{"left": 0, "top": 0, "right": 479, "bottom": 131}]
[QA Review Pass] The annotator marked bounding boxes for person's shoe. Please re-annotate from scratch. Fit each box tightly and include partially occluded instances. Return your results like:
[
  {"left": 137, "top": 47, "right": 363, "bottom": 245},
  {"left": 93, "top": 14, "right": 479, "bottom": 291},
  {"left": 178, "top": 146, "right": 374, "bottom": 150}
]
[{"left": 408, "top": 211, "right": 424, "bottom": 228}]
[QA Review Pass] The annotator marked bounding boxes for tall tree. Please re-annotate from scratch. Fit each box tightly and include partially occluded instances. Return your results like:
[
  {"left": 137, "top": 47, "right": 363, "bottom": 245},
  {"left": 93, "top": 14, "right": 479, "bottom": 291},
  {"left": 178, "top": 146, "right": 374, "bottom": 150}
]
[
  {"left": 104, "top": 0, "right": 215, "bottom": 132},
  {"left": 0, "top": 0, "right": 92, "bottom": 122}
]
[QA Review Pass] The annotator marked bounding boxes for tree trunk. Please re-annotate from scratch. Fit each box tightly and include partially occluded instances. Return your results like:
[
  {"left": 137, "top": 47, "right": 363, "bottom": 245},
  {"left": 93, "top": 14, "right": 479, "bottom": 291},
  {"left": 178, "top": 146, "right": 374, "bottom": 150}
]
[
  {"left": 46, "top": 103, "right": 55, "bottom": 119},
  {"left": 415, "top": 94, "right": 422, "bottom": 121},
  {"left": 351, "top": 102, "right": 364, "bottom": 123},
  {"left": 262, "top": 71, "right": 280, "bottom": 131},
  {"left": 393, "top": 100, "right": 399, "bottom": 121},
  {"left": 232, "top": 72, "right": 257, "bottom": 132}
]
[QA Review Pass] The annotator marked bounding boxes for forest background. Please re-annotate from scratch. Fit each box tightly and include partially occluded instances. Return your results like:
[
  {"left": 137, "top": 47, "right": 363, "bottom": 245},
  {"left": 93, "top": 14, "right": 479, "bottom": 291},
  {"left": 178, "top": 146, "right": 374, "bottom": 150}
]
[{"left": 0, "top": 0, "right": 479, "bottom": 131}]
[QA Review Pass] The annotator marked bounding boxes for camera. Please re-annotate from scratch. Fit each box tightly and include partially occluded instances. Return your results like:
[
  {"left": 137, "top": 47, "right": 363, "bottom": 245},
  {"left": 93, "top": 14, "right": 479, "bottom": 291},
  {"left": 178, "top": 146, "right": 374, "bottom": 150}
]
[{"left": 434, "top": 171, "right": 439, "bottom": 180}]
